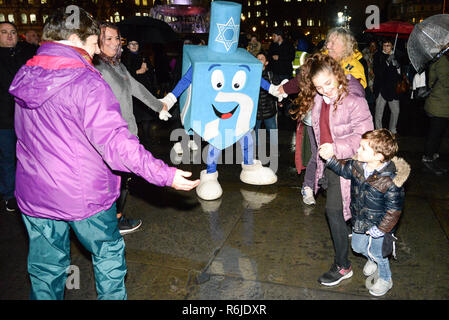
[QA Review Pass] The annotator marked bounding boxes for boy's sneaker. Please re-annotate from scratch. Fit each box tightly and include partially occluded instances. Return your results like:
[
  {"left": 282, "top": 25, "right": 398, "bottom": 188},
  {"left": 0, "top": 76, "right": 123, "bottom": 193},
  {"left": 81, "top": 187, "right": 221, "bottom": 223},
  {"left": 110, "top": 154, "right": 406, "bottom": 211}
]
[
  {"left": 363, "top": 259, "right": 378, "bottom": 276},
  {"left": 173, "top": 142, "right": 183, "bottom": 155},
  {"left": 369, "top": 278, "right": 393, "bottom": 296},
  {"left": 118, "top": 216, "right": 142, "bottom": 235},
  {"left": 5, "top": 198, "right": 18, "bottom": 212},
  {"left": 318, "top": 263, "right": 353, "bottom": 286},
  {"left": 301, "top": 186, "right": 316, "bottom": 205},
  {"left": 188, "top": 140, "right": 199, "bottom": 151}
]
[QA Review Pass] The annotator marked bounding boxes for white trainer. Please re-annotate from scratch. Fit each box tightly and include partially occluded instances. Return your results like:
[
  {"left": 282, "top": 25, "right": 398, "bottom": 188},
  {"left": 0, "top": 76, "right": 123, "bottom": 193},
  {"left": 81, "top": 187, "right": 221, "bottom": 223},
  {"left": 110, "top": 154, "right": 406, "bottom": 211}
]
[
  {"left": 363, "top": 259, "right": 378, "bottom": 276},
  {"left": 188, "top": 140, "right": 199, "bottom": 151},
  {"left": 240, "top": 160, "right": 277, "bottom": 185},
  {"left": 369, "top": 278, "right": 393, "bottom": 297},
  {"left": 196, "top": 170, "right": 223, "bottom": 201},
  {"left": 301, "top": 186, "right": 316, "bottom": 205},
  {"left": 172, "top": 142, "right": 183, "bottom": 155}
]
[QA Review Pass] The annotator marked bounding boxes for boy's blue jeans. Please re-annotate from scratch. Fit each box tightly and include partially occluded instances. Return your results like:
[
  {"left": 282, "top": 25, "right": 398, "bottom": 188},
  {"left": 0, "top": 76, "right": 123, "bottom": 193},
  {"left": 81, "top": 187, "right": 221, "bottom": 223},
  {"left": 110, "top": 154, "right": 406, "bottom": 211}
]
[
  {"left": 351, "top": 232, "right": 392, "bottom": 281},
  {"left": 22, "top": 204, "right": 127, "bottom": 300}
]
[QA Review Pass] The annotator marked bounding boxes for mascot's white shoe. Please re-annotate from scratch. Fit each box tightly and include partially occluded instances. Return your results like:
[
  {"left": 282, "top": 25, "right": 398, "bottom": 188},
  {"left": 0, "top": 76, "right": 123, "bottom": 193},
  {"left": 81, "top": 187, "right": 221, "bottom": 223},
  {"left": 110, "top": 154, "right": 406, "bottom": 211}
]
[
  {"left": 196, "top": 170, "right": 223, "bottom": 200},
  {"left": 240, "top": 160, "right": 277, "bottom": 185}
]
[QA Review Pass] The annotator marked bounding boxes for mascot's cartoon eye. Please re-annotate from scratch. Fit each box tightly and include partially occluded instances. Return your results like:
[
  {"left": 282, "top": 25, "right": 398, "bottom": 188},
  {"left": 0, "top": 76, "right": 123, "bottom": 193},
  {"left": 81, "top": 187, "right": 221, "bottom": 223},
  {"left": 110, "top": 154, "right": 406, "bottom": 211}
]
[
  {"left": 232, "top": 70, "right": 246, "bottom": 91},
  {"left": 211, "top": 69, "right": 225, "bottom": 90}
]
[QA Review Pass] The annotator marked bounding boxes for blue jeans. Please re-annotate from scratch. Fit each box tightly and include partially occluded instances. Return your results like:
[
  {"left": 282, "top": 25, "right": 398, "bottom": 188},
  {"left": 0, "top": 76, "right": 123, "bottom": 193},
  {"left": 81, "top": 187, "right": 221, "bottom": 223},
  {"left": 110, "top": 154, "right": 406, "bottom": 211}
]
[
  {"left": 254, "top": 115, "right": 277, "bottom": 146},
  {"left": 351, "top": 232, "right": 392, "bottom": 281},
  {"left": 22, "top": 204, "right": 127, "bottom": 300},
  {"left": 0, "top": 129, "right": 16, "bottom": 200}
]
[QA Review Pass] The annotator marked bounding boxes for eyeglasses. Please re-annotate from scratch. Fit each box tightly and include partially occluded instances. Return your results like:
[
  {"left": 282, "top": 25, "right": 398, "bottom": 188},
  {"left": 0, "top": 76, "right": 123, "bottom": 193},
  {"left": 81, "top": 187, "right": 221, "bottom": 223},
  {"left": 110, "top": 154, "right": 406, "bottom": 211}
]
[{"left": 128, "top": 42, "right": 138, "bottom": 46}]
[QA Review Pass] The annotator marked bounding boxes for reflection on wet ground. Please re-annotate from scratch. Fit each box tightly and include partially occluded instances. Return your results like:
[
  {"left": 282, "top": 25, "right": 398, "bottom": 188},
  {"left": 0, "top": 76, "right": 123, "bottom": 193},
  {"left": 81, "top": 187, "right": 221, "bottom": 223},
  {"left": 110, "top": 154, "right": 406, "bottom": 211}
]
[{"left": 1, "top": 114, "right": 448, "bottom": 300}]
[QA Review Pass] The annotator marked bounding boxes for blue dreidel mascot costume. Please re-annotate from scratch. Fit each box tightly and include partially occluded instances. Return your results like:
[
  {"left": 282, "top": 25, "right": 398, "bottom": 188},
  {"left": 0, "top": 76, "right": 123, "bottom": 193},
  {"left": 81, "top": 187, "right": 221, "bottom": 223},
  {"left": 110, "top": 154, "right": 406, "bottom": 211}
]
[{"left": 159, "top": 1, "right": 277, "bottom": 200}]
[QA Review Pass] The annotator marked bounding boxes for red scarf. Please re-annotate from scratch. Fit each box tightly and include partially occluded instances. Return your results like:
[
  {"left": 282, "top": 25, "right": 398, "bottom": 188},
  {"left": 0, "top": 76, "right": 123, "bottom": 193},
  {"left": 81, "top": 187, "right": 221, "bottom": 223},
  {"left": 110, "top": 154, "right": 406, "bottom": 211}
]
[{"left": 319, "top": 100, "right": 334, "bottom": 145}]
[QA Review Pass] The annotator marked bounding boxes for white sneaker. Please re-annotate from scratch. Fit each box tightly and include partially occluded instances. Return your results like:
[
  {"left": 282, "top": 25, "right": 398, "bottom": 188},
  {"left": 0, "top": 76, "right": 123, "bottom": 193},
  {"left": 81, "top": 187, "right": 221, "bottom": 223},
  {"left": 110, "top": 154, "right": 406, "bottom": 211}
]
[
  {"left": 196, "top": 170, "right": 223, "bottom": 200},
  {"left": 240, "top": 160, "right": 277, "bottom": 185},
  {"left": 363, "top": 259, "right": 378, "bottom": 276},
  {"left": 301, "top": 186, "right": 316, "bottom": 205},
  {"left": 369, "top": 278, "right": 393, "bottom": 297},
  {"left": 188, "top": 140, "right": 199, "bottom": 151},
  {"left": 172, "top": 142, "right": 183, "bottom": 155}
]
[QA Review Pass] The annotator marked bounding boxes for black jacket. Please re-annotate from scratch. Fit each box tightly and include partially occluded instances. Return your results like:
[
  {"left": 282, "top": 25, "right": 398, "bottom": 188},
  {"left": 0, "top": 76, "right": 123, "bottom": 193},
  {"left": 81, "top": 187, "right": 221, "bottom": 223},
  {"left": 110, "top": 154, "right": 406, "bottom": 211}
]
[
  {"left": 257, "top": 69, "right": 279, "bottom": 120},
  {"left": 267, "top": 40, "right": 295, "bottom": 77},
  {"left": 0, "top": 42, "right": 36, "bottom": 129},
  {"left": 373, "top": 51, "right": 401, "bottom": 101},
  {"left": 327, "top": 156, "right": 410, "bottom": 234}
]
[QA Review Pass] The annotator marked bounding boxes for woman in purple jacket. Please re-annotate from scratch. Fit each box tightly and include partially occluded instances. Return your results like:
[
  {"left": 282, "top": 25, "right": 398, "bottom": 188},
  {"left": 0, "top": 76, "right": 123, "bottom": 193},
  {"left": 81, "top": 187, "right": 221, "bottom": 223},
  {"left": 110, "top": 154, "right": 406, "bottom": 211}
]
[
  {"left": 291, "top": 53, "right": 373, "bottom": 287},
  {"left": 8, "top": 8, "right": 199, "bottom": 300}
]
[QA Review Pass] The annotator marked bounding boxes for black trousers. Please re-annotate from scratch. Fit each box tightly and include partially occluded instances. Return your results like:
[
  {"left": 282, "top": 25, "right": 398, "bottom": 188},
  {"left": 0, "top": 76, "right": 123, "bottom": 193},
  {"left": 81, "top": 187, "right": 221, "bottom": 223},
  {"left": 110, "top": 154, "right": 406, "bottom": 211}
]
[
  {"left": 424, "top": 114, "right": 449, "bottom": 158},
  {"left": 324, "top": 168, "right": 351, "bottom": 268},
  {"left": 116, "top": 172, "right": 132, "bottom": 215}
]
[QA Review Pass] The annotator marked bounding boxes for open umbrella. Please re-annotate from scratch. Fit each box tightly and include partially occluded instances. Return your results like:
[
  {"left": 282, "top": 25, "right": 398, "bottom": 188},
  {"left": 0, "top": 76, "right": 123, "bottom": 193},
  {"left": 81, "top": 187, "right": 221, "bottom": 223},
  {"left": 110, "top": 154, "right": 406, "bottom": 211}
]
[
  {"left": 117, "top": 16, "right": 178, "bottom": 44},
  {"left": 365, "top": 20, "right": 414, "bottom": 52},
  {"left": 407, "top": 14, "right": 449, "bottom": 73}
]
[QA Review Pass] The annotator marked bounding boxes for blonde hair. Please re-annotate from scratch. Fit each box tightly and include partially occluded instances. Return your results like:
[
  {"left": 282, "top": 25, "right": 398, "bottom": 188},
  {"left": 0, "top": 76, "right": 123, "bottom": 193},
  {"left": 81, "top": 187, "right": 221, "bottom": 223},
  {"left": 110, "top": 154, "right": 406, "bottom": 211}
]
[{"left": 324, "top": 27, "right": 358, "bottom": 61}]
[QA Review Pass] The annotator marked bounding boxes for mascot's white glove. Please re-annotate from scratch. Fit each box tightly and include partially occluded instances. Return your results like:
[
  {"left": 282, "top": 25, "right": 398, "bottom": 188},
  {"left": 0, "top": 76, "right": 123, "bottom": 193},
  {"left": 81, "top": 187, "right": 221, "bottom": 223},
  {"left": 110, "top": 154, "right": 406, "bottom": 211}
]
[
  {"left": 159, "top": 92, "right": 177, "bottom": 111},
  {"left": 159, "top": 109, "right": 172, "bottom": 121},
  {"left": 268, "top": 79, "right": 289, "bottom": 102}
]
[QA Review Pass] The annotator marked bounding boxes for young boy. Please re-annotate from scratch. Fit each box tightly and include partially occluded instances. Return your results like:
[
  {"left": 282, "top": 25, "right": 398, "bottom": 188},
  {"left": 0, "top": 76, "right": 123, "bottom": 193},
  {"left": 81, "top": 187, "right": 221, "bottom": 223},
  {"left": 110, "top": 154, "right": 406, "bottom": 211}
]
[
  {"left": 318, "top": 128, "right": 410, "bottom": 296},
  {"left": 255, "top": 51, "right": 279, "bottom": 146}
]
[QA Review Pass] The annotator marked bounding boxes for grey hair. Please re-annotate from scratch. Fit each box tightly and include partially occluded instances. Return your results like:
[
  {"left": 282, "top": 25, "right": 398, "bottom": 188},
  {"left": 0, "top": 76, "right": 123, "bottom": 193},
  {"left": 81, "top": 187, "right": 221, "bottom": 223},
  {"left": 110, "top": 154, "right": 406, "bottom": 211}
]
[{"left": 324, "top": 27, "right": 358, "bottom": 61}]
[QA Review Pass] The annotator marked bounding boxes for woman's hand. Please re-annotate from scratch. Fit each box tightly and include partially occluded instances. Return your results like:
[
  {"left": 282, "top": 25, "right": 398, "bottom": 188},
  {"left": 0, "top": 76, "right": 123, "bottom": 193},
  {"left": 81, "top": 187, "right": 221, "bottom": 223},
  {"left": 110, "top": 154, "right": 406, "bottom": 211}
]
[
  {"left": 136, "top": 62, "right": 148, "bottom": 74},
  {"left": 171, "top": 169, "right": 200, "bottom": 191}
]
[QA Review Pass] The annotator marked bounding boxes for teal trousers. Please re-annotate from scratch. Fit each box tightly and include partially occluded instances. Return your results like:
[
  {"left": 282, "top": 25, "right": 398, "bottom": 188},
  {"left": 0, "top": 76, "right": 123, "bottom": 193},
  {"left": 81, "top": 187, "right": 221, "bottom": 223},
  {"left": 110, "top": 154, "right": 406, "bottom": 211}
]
[{"left": 22, "top": 204, "right": 127, "bottom": 300}]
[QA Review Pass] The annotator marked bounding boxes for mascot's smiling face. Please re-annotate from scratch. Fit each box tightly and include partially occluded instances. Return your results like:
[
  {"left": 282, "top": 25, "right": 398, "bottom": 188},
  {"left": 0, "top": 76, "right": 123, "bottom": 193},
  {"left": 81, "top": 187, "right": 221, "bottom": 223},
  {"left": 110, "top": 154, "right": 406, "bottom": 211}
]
[{"left": 179, "top": 45, "right": 262, "bottom": 150}]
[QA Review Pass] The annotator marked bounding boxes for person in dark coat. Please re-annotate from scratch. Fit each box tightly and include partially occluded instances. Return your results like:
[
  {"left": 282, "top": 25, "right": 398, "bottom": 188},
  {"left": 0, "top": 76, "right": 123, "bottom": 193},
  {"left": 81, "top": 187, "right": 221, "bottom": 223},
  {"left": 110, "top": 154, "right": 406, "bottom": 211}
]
[
  {"left": 0, "top": 22, "right": 36, "bottom": 212},
  {"left": 122, "top": 39, "right": 156, "bottom": 147},
  {"left": 267, "top": 28, "right": 295, "bottom": 81},
  {"left": 254, "top": 51, "right": 279, "bottom": 146},
  {"left": 373, "top": 39, "right": 401, "bottom": 135}
]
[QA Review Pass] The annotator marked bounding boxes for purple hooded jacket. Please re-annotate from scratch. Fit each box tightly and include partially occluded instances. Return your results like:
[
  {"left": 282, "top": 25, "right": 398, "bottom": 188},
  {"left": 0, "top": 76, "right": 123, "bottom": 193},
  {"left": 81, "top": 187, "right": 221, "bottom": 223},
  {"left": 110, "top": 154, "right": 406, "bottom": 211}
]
[
  {"left": 9, "top": 42, "right": 176, "bottom": 221},
  {"left": 312, "top": 75, "right": 373, "bottom": 221}
]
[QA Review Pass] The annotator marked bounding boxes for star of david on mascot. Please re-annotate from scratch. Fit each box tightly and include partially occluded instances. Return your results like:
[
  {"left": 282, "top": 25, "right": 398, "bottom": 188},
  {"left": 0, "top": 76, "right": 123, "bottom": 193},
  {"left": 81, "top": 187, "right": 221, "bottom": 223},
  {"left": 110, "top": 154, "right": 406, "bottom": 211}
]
[{"left": 159, "top": 1, "right": 278, "bottom": 201}]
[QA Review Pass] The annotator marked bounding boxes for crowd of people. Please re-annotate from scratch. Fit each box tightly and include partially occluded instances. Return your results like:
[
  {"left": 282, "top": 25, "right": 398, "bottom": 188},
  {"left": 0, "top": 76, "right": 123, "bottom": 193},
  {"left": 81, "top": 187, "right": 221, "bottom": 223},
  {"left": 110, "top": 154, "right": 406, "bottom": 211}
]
[{"left": 0, "top": 5, "right": 446, "bottom": 300}]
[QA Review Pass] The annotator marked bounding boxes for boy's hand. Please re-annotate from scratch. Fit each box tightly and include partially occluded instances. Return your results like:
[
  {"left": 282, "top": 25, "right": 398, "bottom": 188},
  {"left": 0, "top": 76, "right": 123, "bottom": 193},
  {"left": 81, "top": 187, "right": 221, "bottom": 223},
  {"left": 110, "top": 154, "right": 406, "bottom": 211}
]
[
  {"left": 171, "top": 169, "right": 200, "bottom": 191},
  {"left": 319, "top": 143, "right": 334, "bottom": 160}
]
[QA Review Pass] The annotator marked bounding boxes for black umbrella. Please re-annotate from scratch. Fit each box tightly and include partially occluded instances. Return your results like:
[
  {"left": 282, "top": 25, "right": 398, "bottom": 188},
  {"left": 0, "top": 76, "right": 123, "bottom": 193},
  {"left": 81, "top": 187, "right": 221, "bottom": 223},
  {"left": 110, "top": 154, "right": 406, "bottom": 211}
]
[{"left": 117, "top": 16, "right": 178, "bottom": 44}]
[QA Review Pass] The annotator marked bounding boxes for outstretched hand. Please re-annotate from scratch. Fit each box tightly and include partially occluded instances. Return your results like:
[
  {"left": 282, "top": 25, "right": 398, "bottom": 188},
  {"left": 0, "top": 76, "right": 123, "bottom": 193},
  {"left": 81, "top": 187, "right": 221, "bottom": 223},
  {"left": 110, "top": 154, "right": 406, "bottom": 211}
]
[{"left": 171, "top": 169, "right": 200, "bottom": 191}]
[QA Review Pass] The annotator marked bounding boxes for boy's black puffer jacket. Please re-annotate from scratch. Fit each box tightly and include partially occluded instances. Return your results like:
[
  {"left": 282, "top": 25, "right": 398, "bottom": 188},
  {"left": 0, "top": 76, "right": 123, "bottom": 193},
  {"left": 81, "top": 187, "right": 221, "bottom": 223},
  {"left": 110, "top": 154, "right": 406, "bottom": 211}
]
[{"left": 326, "top": 156, "right": 410, "bottom": 234}]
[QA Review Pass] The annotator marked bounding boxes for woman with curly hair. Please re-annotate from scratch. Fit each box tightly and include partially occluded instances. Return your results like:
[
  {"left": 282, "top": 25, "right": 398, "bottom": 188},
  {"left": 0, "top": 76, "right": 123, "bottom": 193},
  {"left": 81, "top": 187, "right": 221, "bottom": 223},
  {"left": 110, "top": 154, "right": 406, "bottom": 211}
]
[
  {"left": 270, "top": 27, "right": 367, "bottom": 206},
  {"left": 291, "top": 53, "right": 373, "bottom": 286}
]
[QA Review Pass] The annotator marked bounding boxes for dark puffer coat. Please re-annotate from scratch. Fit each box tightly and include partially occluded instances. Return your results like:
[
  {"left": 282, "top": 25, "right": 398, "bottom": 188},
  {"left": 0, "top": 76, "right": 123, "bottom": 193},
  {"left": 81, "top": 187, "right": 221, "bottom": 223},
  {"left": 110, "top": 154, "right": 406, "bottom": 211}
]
[
  {"left": 257, "top": 69, "right": 279, "bottom": 120},
  {"left": 326, "top": 156, "right": 410, "bottom": 234}
]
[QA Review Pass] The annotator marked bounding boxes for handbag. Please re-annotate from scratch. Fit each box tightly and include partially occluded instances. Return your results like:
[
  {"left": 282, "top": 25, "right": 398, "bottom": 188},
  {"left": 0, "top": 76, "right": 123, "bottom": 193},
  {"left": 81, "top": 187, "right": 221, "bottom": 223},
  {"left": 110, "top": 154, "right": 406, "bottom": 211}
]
[{"left": 395, "top": 74, "right": 410, "bottom": 95}]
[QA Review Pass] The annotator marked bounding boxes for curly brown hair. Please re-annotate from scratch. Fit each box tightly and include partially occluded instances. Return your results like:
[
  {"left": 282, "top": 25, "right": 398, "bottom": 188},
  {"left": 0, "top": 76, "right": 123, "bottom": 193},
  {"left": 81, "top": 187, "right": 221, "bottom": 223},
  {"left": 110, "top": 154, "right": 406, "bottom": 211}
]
[{"left": 290, "top": 53, "right": 348, "bottom": 121}]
